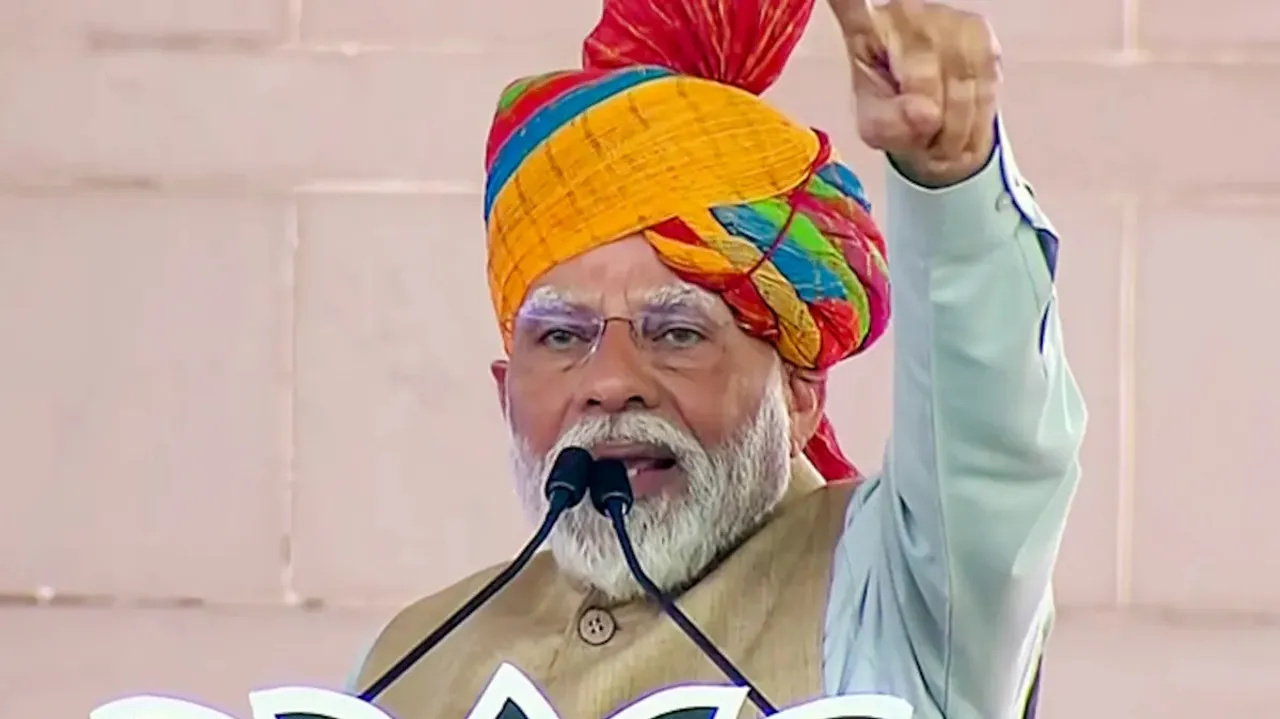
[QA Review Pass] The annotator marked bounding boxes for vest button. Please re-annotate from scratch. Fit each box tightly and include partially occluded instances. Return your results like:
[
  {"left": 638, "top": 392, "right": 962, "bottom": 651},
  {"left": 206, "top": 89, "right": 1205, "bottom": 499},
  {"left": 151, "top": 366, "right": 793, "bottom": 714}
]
[{"left": 577, "top": 607, "right": 617, "bottom": 646}]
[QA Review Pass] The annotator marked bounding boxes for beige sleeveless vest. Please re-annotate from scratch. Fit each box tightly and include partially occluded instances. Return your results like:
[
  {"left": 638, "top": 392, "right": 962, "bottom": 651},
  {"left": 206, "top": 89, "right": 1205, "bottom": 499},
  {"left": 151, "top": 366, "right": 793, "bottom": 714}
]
[{"left": 355, "top": 462, "right": 855, "bottom": 719}]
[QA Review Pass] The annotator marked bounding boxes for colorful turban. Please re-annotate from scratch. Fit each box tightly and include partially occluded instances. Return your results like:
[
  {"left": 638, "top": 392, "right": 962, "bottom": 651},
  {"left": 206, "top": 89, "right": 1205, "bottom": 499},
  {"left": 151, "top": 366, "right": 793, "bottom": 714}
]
[{"left": 483, "top": 0, "right": 890, "bottom": 482}]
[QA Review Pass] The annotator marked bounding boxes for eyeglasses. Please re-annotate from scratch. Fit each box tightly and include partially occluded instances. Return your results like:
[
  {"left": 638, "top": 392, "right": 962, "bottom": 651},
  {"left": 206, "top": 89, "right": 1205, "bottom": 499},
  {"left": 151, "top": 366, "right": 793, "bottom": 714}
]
[{"left": 510, "top": 302, "right": 729, "bottom": 373}]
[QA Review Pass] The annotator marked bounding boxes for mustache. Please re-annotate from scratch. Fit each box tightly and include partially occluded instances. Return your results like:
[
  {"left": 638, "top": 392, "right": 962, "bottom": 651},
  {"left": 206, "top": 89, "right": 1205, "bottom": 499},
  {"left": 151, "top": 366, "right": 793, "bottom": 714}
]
[{"left": 546, "top": 412, "right": 703, "bottom": 465}]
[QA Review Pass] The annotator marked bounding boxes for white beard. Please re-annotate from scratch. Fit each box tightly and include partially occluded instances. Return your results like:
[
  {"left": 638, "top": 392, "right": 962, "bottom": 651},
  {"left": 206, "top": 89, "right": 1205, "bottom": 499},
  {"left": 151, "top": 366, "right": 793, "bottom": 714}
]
[{"left": 509, "top": 373, "right": 793, "bottom": 602}]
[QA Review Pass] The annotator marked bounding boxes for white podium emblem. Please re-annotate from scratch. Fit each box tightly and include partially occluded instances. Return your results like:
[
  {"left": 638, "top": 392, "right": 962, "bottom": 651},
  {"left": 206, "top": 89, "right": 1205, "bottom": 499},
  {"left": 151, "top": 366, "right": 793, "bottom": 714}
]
[{"left": 91, "top": 662, "right": 913, "bottom": 719}]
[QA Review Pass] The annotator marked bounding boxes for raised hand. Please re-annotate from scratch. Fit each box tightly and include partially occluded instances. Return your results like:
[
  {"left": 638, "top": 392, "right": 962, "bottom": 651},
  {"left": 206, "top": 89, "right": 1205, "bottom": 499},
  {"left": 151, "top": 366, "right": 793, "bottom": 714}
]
[{"left": 827, "top": 0, "right": 1003, "bottom": 186}]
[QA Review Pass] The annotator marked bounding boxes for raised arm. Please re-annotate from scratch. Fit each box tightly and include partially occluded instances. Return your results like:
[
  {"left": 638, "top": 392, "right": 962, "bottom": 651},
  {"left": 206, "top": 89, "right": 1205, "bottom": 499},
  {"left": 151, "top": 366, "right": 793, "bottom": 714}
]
[
  {"left": 821, "top": 2, "right": 1086, "bottom": 718},
  {"left": 879, "top": 117, "right": 1084, "bottom": 714}
]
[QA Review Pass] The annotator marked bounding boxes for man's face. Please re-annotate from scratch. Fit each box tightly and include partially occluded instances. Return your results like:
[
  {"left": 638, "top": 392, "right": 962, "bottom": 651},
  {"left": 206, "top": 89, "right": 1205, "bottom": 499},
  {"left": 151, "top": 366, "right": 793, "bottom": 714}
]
[{"left": 491, "top": 235, "right": 823, "bottom": 601}]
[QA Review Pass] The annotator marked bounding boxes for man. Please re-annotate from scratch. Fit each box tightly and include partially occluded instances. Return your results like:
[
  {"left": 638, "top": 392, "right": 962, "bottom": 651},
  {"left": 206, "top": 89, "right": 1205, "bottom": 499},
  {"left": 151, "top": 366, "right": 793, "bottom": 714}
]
[{"left": 351, "top": 0, "right": 1085, "bottom": 717}]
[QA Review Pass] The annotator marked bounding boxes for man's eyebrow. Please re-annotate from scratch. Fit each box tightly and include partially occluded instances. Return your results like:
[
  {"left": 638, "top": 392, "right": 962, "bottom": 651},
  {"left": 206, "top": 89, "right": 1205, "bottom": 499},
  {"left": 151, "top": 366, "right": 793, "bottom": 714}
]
[
  {"left": 518, "top": 283, "right": 719, "bottom": 316},
  {"left": 641, "top": 284, "right": 719, "bottom": 313},
  {"left": 518, "top": 286, "right": 591, "bottom": 315}
]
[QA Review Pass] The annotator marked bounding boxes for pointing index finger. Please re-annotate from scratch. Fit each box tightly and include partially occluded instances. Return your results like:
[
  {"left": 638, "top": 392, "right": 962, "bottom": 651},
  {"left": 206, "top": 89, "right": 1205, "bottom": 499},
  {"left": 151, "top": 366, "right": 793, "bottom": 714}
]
[{"left": 828, "top": 0, "right": 880, "bottom": 39}]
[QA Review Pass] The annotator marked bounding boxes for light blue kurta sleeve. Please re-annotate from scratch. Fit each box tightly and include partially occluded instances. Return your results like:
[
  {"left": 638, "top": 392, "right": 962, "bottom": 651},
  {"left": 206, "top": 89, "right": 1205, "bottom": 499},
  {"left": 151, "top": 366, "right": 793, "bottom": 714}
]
[
  {"left": 822, "top": 117, "right": 1087, "bottom": 719},
  {"left": 345, "top": 642, "right": 372, "bottom": 692}
]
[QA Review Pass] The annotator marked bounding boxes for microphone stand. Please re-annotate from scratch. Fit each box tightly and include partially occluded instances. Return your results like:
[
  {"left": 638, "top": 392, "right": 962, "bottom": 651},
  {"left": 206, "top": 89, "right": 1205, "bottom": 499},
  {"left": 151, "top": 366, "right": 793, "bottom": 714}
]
[
  {"left": 359, "top": 447, "right": 594, "bottom": 702},
  {"left": 589, "top": 458, "right": 779, "bottom": 716}
]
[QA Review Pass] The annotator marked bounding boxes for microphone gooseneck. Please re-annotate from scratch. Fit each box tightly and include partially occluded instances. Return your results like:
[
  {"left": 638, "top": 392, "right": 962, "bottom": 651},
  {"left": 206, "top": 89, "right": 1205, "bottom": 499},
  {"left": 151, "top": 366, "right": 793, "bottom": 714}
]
[
  {"left": 360, "top": 447, "right": 594, "bottom": 702},
  {"left": 589, "top": 459, "right": 779, "bottom": 716}
]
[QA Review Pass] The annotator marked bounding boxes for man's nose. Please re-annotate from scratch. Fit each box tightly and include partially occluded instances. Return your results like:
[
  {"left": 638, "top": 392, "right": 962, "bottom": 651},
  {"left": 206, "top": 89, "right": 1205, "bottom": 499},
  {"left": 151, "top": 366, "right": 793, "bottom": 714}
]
[{"left": 578, "top": 321, "right": 660, "bottom": 414}]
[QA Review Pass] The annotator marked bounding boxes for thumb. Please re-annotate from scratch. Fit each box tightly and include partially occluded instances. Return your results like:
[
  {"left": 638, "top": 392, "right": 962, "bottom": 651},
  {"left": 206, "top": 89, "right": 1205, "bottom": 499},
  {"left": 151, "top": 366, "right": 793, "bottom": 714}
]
[{"left": 858, "top": 95, "right": 940, "bottom": 153}]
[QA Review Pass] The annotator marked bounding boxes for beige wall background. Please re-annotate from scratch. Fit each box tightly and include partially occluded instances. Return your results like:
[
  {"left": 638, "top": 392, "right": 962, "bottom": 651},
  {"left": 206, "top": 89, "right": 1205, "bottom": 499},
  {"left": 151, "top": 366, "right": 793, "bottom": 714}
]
[{"left": 2, "top": 0, "right": 1278, "bottom": 717}]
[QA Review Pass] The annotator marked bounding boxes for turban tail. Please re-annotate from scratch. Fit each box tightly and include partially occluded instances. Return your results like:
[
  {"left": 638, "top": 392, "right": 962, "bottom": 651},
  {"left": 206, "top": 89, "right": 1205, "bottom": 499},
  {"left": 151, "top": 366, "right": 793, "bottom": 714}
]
[{"left": 483, "top": 0, "right": 890, "bottom": 482}]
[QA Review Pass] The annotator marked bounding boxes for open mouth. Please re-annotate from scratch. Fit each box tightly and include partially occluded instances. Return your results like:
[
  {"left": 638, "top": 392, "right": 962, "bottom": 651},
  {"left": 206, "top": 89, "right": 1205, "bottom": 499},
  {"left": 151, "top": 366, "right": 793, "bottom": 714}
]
[{"left": 591, "top": 443, "right": 679, "bottom": 476}]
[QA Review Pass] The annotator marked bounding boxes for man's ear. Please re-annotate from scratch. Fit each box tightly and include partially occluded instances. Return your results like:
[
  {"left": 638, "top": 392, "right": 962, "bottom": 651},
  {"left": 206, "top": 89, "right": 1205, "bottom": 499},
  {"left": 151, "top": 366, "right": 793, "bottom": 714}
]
[
  {"left": 784, "top": 365, "right": 825, "bottom": 456},
  {"left": 490, "top": 359, "right": 510, "bottom": 416}
]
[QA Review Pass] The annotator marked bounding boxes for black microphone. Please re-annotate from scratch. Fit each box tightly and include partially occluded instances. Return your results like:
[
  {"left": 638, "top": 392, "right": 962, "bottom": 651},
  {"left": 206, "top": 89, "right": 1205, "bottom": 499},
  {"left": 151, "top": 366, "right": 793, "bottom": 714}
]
[
  {"left": 360, "top": 446, "right": 594, "bottom": 701},
  {"left": 589, "top": 459, "right": 779, "bottom": 716}
]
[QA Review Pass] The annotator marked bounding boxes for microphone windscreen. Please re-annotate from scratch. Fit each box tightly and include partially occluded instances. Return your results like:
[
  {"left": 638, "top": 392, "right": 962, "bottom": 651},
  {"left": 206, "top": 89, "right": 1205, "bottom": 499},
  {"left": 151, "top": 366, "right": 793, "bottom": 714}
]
[
  {"left": 589, "top": 458, "right": 633, "bottom": 516},
  {"left": 545, "top": 446, "right": 593, "bottom": 502}
]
